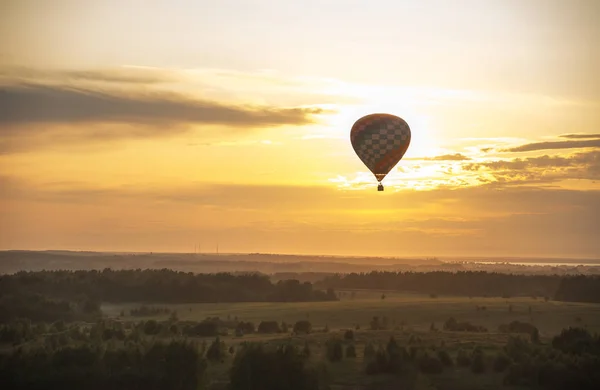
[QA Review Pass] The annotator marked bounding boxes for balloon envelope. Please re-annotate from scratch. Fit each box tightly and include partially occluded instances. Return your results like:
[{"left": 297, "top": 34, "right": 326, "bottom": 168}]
[{"left": 350, "top": 113, "right": 411, "bottom": 183}]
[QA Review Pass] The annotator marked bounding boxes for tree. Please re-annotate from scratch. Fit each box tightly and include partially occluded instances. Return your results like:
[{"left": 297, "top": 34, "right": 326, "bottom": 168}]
[
  {"left": 346, "top": 344, "right": 357, "bottom": 358},
  {"left": 229, "top": 343, "right": 322, "bottom": 390},
  {"left": 258, "top": 321, "right": 281, "bottom": 334},
  {"left": 470, "top": 349, "right": 485, "bottom": 374},
  {"left": 493, "top": 351, "right": 511, "bottom": 372},
  {"left": 293, "top": 321, "right": 312, "bottom": 334},
  {"left": 206, "top": 336, "right": 226, "bottom": 362},
  {"left": 325, "top": 338, "right": 343, "bottom": 362}
]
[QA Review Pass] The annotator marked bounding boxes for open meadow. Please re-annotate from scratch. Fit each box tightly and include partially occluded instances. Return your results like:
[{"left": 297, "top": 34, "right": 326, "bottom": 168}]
[
  {"left": 100, "top": 291, "right": 600, "bottom": 390},
  {"left": 102, "top": 290, "right": 600, "bottom": 336}
]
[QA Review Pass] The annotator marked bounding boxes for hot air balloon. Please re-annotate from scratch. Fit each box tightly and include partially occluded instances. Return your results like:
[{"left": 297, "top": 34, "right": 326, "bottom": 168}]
[{"left": 350, "top": 113, "right": 411, "bottom": 191}]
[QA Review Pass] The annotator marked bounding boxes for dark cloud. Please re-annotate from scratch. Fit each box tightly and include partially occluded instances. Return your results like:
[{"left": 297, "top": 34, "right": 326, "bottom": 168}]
[
  {"left": 423, "top": 153, "right": 471, "bottom": 161},
  {"left": 0, "top": 66, "right": 174, "bottom": 84},
  {"left": 0, "top": 83, "right": 324, "bottom": 129},
  {"left": 560, "top": 133, "right": 600, "bottom": 140},
  {"left": 503, "top": 139, "right": 600, "bottom": 152}
]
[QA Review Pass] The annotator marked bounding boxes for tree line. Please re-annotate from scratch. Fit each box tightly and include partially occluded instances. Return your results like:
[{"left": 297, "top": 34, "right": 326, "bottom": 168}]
[
  {"left": 317, "top": 271, "right": 600, "bottom": 303},
  {"left": 0, "top": 269, "right": 338, "bottom": 322}
]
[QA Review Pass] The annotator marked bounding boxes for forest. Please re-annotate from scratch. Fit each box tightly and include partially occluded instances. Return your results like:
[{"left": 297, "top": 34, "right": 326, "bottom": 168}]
[
  {"left": 2, "top": 268, "right": 600, "bottom": 389},
  {"left": 317, "top": 271, "right": 600, "bottom": 303},
  {"left": 0, "top": 269, "right": 337, "bottom": 323}
]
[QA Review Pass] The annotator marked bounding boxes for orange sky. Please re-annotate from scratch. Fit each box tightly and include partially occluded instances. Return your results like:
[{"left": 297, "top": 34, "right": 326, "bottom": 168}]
[{"left": 1, "top": 0, "right": 599, "bottom": 258}]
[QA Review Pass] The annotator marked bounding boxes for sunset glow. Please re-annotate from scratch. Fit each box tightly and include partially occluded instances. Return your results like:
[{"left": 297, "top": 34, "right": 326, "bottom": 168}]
[{"left": 1, "top": 0, "right": 599, "bottom": 258}]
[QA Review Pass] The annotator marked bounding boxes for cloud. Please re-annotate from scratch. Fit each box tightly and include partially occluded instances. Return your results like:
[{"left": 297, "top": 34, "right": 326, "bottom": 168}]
[
  {"left": 463, "top": 151, "right": 600, "bottom": 184},
  {"left": 423, "top": 153, "right": 471, "bottom": 161},
  {"left": 0, "top": 66, "right": 176, "bottom": 85},
  {"left": 503, "top": 139, "right": 600, "bottom": 152},
  {"left": 0, "top": 83, "right": 326, "bottom": 129},
  {"left": 560, "top": 133, "right": 600, "bottom": 140}
]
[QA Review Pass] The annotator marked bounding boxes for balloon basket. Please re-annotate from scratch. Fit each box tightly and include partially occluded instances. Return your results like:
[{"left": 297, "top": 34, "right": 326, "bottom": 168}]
[{"left": 377, "top": 184, "right": 384, "bottom": 191}]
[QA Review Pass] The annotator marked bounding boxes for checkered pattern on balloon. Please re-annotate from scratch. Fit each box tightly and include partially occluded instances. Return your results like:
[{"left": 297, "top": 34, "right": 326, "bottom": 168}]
[{"left": 350, "top": 114, "right": 411, "bottom": 184}]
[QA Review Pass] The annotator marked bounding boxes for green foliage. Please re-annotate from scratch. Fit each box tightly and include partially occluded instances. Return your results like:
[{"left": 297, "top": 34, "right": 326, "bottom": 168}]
[
  {"left": 293, "top": 320, "right": 312, "bottom": 334},
  {"left": 236, "top": 321, "right": 255, "bottom": 335},
  {"left": 436, "top": 349, "right": 453, "bottom": 366},
  {"left": 504, "top": 336, "right": 532, "bottom": 363},
  {"left": 345, "top": 344, "right": 356, "bottom": 358},
  {"left": 325, "top": 337, "right": 343, "bottom": 362},
  {"left": 0, "top": 292, "right": 100, "bottom": 323},
  {"left": 470, "top": 348, "right": 485, "bottom": 374},
  {"left": 443, "top": 317, "right": 487, "bottom": 332},
  {"left": 498, "top": 320, "right": 539, "bottom": 335},
  {"left": 183, "top": 319, "right": 219, "bottom": 337},
  {"left": 130, "top": 305, "right": 171, "bottom": 317},
  {"left": 417, "top": 352, "right": 444, "bottom": 374},
  {"left": 229, "top": 343, "right": 323, "bottom": 390},
  {"left": 364, "top": 342, "right": 376, "bottom": 360},
  {"left": 258, "top": 321, "right": 281, "bottom": 334},
  {"left": 302, "top": 341, "right": 311, "bottom": 358},
  {"left": 0, "top": 270, "right": 338, "bottom": 315},
  {"left": 552, "top": 327, "right": 600, "bottom": 355},
  {"left": 456, "top": 348, "right": 471, "bottom": 367},
  {"left": 0, "top": 340, "right": 207, "bottom": 390},
  {"left": 206, "top": 336, "right": 226, "bottom": 362},
  {"left": 319, "top": 271, "right": 600, "bottom": 303},
  {"left": 493, "top": 351, "right": 511, "bottom": 372},
  {"left": 370, "top": 316, "right": 385, "bottom": 330},
  {"left": 143, "top": 320, "right": 161, "bottom": 335}
]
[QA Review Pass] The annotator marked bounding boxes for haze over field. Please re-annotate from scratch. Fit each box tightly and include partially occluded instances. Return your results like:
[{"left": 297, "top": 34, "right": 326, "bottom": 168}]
[{"left": 1, "top": 0, "right": 599, "bottom": 258}]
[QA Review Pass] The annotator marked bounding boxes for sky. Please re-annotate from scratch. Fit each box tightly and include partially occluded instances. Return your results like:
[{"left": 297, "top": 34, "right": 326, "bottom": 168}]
[{"left": 1, "top": 0, "right": 599, "bottom": 258}]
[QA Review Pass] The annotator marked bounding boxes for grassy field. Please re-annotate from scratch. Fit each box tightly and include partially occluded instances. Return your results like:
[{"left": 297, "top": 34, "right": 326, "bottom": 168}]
[
  {"left": 100, "top": 291, "right": 600, "bottom": 389},
  {"left": 102, "top": 290, "right": 600, "bottom": 336}
]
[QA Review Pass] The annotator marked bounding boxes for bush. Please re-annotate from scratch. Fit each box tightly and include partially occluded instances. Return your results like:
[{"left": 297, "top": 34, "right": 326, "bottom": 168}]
[
  {"left": 143, "top": 320, "right": 161, "bottom": 335},
  {"left": 552, "top": 327, "right": 600, "bottom": 355},
  {"left": 417, "top": 353, "right": 444, "bottom": 374},
  {"left": 236, "top": 321, "right": 255, "bottom": 335},
  {"left": 325, "top": 338, "right": 343, "bottom": 362},
  {"left": 498, "top": 321, "right": 538, "bottom": 335},
  {"left": 443, "top": 317, "right": 487, "bottom": 332},
  {"left": 229, "top": 343, "right": 323, "bottom": 390},
  {"left": 346, "top": 344, "right": 357, "bottom": 358},
  {"left": 364, "top": 343, "right": 376, "bottom": 359},
  {"left": 302, "top": 341, "right": 311, "bottom": 358},
  {"left": 437, "top": 350, "right": 453, "bottom": 366},
  {"left": 293, "top": 320, "right": 312, "bottom": 334},
  {"left": 493, "top": 351, "right": 511, "bottom": 372},
  {"left": 470, "top": 349, "right": 485, "bottom": 374},
  {"left": 456, "top": 348, "right": 471, "bottom": 367},
  {"left": 257, "top": 321, "right": 281, "bottom": 334},
  {"left": 504, "top": 336, "right": 531, "bottom": 363},
  {"left": 184, "top": 320, "right": 219, "bottom": 337},
  {"left": 206, "top": 336, "right": 226, "bottom": 362}
]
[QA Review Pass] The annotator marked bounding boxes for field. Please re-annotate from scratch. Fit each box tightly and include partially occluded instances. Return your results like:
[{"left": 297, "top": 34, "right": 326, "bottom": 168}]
[
  {"left": 101, "top": 291, "right": 600, "bottom": 390},
  {"left": 102, "top": 290, "right": 600, "bottom": 336}
]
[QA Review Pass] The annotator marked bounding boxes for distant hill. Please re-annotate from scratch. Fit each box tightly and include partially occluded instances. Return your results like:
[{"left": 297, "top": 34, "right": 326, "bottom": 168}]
[{"left": 0, "top": 250, "right": 598, "bottom": 277}]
